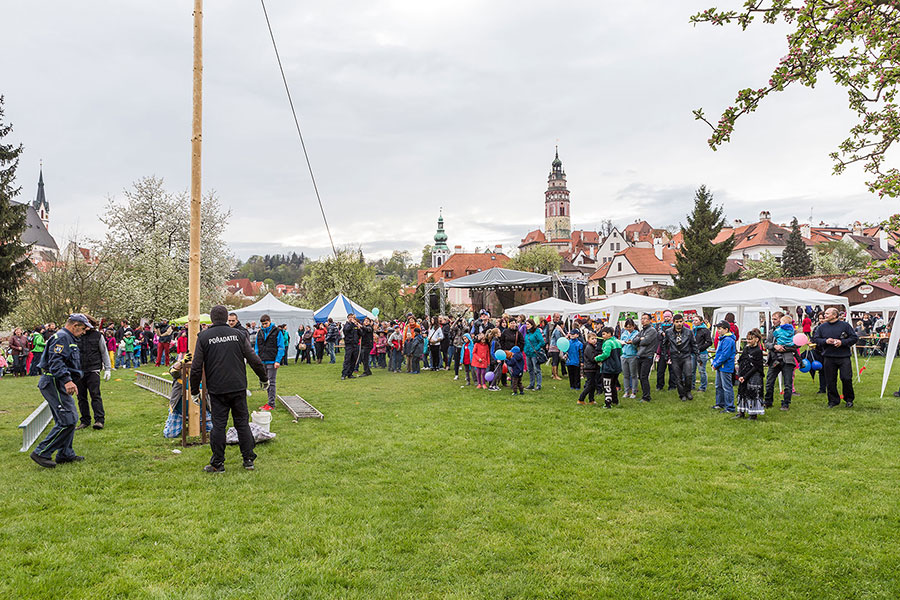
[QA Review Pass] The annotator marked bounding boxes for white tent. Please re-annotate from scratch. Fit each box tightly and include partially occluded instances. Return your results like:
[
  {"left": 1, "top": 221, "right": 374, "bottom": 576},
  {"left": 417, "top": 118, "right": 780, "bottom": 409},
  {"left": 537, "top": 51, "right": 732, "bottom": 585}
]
[
  {"left": 712, "top": 306, "right": 767, "bottom": 336},
  {"left": 670, "top": 278, "right": 859, "bottom": 380},
  {"left": 233, "top": 293, "right": 316, "bottom": 349},
  {"left": 506, "top": 297, "right": 582, "bottom": 317},
  {"left": 314, "top": 293, "right": 376, "bottom": 323},
  {"left": 563, "top": 293, "right": 670, "bottom": 325},
  {"left": 853, "top": 296, "right": 900, "bottom": 397}
]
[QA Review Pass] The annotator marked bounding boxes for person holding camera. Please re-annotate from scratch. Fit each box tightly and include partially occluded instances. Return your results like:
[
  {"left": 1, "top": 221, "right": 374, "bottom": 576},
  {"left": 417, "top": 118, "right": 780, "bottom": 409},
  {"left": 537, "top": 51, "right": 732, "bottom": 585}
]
[{"left": 191, "top": 305, "right": 268, "bottom": 473}]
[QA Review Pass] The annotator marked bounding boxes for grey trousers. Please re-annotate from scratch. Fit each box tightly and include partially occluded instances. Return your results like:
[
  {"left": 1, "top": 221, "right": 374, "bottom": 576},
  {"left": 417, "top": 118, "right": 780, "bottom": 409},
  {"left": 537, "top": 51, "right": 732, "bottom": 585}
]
[{"left": 265, "top": 364, "right": 277, "bottom": 406}]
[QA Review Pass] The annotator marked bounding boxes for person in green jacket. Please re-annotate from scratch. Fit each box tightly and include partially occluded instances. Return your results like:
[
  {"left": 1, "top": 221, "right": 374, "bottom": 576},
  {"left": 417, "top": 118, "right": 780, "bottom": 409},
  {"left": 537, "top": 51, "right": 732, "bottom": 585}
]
[
  {"left": 596, "top": 327, "right": 623, "bottom": 408},
  {"left": 123, "top": 331, "right": 136, "bottom": 368},
  {"left": 28, "top": 328, "right": 46, "bottom": 376}
]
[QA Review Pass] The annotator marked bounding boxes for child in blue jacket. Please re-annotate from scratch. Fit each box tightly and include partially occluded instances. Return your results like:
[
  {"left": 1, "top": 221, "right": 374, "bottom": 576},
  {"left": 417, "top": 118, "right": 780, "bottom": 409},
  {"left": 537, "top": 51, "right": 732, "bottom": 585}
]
[
  {"left": 564, "top": 330, "right": 584, "bottom": 390},
  {"left": 711, "top": 320, "right": 737, "bottom": 413},
  {"left": 508, "top": 345, "right": 525, "bottom": 395}
]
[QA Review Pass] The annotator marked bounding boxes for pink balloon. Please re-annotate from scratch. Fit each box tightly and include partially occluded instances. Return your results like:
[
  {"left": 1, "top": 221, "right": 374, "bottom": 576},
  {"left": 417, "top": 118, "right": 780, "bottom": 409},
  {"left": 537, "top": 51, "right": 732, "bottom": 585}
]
[{"left": 793, "top": 333, "right": 809, "bottom": 347}]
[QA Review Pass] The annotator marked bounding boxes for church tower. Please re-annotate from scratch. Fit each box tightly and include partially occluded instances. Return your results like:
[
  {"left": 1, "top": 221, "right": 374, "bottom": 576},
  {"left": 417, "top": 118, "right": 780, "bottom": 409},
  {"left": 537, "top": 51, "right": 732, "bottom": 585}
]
[
  {"left": 432, "top": 210, "right": 451, "bottom": 268},
  {"left": 544, "top": 147, "right": 571, "bottom": 241},
  {"left": 33, "top": 166, "right": 50, "bottom": 229}
]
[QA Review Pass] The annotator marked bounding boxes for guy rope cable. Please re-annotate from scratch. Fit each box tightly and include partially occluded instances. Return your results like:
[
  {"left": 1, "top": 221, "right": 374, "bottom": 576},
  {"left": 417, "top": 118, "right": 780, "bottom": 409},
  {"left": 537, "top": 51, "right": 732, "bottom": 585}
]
[{"left": 260, "top": 0, "right": 337, "bottom": 257}]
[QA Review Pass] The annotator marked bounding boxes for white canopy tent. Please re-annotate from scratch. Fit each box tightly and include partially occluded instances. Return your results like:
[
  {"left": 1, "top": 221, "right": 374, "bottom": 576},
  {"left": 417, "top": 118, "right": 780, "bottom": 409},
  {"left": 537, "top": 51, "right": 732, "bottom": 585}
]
[
  {"left": 232, "top": 293, "right": 316, "bottom": 349},
  {"left": 506, "top": 297, "right": 582, "bottom": 317},
  {"left": 853, "top": 296, "right": 900, "bottom": 397},
  {"left": 563, "top": 293, "right": 670, "bottom": 325},
  {"left": 712, "top": 306, "right": 767, "bottom": 336},
  {"left": 670, "top": 278, "right": 859, "bottom": 380}
]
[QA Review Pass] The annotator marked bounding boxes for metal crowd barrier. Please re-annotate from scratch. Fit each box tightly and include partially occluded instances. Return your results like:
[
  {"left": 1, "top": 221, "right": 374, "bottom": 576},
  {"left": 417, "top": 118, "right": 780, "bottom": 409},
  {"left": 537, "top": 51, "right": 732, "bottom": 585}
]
[
  {"left": 134, "top": 370, "right": 174, "bottom": 398},
  {"left": 18, "top": 401, "right": 52, "bottom": 453}
]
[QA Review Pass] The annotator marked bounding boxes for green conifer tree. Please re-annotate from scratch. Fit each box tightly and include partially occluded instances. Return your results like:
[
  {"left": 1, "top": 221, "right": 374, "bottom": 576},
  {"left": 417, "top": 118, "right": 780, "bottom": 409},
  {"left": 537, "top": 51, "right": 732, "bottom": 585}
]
[
  {"left": 781, "top": 217, "right": 813, "bottom": 277},
  {"left": 671, "top": 185, "right": 735, "bottom": 298},
  {"left": 0, "top": 96, "right": 31, "bottom": 319}
]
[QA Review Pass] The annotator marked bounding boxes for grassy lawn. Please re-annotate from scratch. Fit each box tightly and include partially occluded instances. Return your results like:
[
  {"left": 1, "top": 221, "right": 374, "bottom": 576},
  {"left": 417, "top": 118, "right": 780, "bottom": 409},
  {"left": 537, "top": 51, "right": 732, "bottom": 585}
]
[{"left": 2, "top": 355, "right": 899, "bottom": 599}]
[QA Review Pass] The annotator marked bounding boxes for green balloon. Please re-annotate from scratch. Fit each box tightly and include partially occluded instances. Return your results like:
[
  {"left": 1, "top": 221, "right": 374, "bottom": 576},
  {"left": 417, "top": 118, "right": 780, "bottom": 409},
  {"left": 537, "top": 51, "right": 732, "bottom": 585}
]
[{"left": 556, "top": 338, "right": 570, "bottom": 352}]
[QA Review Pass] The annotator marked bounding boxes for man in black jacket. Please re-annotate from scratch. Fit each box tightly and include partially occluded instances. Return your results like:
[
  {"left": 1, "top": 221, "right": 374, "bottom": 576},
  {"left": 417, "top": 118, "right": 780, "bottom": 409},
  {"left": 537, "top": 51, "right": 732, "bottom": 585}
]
[
  {"left": 812, "top": 307, "right": 858, "bottom": 408},
  {"left": 191, "top": 305, "right": 268, "bottom": 473},
  {"left": 655, "top": 311, "right": 675, "bottom": 391},
  {"left": 664, "top": 314, "right": 697, "bottom": 401},
  {"left": 74, "top": 316, "right": 112, "bottom": 430},
  {"left": 635, "top": 313, "right": 659, "bottom": 402},
  {"left": 691, "top": 315, "right": 712, "bottom": 392},
  {"left": 359, "top": 317, "right": 374, "bottom": 376},
  {"left": 342, "top": 314, "right": 362, "bottom": 380}
]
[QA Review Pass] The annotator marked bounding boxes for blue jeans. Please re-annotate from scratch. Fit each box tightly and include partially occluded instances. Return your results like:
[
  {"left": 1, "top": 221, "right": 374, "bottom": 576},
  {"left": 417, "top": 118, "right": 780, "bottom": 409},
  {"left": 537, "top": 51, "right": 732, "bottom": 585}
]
[
  {"left": 692, "top": 352, "right": 708, "bottom": 391},
  {"left": 326, "top": 342, "right": 336, "bottom": 363},
  {"left": 715, "top": 369, "right": 735, "bottom": 412},
  {"left": 526, "top": 355, "right": 542, "bottom": 389}
]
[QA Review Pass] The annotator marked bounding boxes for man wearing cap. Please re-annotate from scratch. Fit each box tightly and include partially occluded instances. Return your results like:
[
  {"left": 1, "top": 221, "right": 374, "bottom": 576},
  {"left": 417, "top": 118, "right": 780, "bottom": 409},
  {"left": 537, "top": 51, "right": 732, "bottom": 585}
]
[
  {"left": 30, "top": 314, "right": 92, "bottom": 468},
  {"left": 74, "top": 315, "right": 112, "bottom": 430},
  {"left": 192, "top": 305, "right": 269, "bottom": 472},
  {"left": 471, "top": 309, "right": 493, "bottom": 338},
  {"left": 655, "top": 310, "right": 675, "bottom": 391}
]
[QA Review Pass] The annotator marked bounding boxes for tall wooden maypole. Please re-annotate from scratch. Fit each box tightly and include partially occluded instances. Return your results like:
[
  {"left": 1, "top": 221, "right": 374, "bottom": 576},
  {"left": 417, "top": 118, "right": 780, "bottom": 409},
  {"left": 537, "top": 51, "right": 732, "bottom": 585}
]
[{"left": 187, "top": 0, "right": 203, "bottom": 436}]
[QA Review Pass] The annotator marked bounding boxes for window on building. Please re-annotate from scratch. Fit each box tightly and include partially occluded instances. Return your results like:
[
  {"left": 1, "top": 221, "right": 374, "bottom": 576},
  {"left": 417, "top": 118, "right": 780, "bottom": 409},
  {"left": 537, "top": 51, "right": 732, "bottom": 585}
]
[
  {"left": 626, "top": 281, "right": 631, "bottom": 290},
  {"left": 617, "top": 262, "right": 622, "bottom": 272},
  {"left": 611, "top": 282, "right": 616, "bottom": 293},
  {"left": 443, "top": 270, "right": 453, "bottom": 278},
  {"left": 560, "top": 205, "right": 565, "bottom": 216}
]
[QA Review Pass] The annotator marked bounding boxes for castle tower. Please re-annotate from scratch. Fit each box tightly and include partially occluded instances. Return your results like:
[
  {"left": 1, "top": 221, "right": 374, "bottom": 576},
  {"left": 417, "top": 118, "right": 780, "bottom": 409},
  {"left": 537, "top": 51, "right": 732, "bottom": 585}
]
[
  {"left": 432, "top": 210, "right": 451, "bottom": 268},
  {"left": 33, "top": 166, "right": 50, "bottom": 229},
  {"left": 544, "top": 147, "right": 571, "bottom": 241}
]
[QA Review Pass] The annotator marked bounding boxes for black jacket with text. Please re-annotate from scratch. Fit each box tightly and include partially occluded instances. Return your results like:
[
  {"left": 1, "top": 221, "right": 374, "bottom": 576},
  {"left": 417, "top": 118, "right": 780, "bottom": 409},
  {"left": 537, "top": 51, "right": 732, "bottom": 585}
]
[{"left": 191, "top": 323, "right": 267, "bottom": 395}]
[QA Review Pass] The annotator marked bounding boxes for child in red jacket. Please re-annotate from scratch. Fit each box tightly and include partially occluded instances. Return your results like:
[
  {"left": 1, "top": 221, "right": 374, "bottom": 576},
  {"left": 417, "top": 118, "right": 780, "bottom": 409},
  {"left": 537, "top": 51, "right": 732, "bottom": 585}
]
[{"left": 472, "top": 334, "right": 490, "bottom": 389}]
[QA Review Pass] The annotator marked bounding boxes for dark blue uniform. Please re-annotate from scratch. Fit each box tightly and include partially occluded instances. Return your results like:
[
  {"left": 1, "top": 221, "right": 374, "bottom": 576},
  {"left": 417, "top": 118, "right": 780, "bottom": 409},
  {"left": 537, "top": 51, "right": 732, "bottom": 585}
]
[{"left": 33, "top": 328, "right": 83, "bottom": 461}]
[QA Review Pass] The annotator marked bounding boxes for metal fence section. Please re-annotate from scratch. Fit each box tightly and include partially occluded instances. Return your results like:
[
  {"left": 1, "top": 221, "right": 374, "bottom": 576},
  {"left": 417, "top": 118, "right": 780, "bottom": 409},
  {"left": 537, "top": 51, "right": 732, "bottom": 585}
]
[
  {"left": 134, "top": 370, "right": 174, "bottom": 399},
  {"left": 19, "top": 401, "right": 52, "bottom": 452},
  {"left": 277, "top": 395, "right": 324, "bottom": 420}
]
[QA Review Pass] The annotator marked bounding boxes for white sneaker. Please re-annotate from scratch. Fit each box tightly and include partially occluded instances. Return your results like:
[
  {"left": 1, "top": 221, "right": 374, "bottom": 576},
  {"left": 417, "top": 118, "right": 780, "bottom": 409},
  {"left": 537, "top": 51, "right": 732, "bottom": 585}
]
[{"left": 454, "top": 375, "right": 458, "bottom": 380}]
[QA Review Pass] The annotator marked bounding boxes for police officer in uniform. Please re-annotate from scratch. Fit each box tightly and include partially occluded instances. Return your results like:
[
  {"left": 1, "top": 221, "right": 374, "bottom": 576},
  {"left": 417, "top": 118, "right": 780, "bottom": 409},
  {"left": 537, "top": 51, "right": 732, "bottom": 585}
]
[
  {"left": 341, "top": 313, "right": 361, "bottom": 380},
  {"left": 191, "top": 305, "right": 268, "bottom": 473},
  {"left": 30, "top": 314, "right": 92, "bottom": 468}
]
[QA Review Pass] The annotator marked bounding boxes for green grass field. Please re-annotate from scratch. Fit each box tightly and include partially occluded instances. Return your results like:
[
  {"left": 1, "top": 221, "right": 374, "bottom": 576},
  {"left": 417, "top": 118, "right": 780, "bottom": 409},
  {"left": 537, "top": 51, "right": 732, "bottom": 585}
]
[{"left": 2, "top": 355, "right": 899, "bottom": 599}]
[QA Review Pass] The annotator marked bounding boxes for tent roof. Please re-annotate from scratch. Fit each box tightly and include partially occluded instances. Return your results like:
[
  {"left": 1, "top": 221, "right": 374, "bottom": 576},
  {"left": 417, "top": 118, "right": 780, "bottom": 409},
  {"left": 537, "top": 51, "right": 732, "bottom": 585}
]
[
  {"left": 852, "top": 296, "right": 900, "bottom": 312},
  {"left": 233, "top": 293, "right": 315, "bottom": 318},
  {"left": 668, "top": 278, "right": 849, "bottom": 310},
  {"left": 314, "top": 293, "right": 376, "bottom": 323},
  {"left": 444, "top": 267, "right": 551, "bottom": 289},
  {"left": 564, "top": 293, "right": 669, "bottom": 318},
  {"left": 506, "top": 297, "right": 581, "bottom": 316}
]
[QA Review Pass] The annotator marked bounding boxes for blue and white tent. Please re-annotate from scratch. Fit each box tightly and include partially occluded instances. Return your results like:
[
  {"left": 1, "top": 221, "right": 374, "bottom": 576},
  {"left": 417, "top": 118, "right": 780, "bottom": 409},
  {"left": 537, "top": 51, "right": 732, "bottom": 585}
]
[{"left": 315, "top": 293, "right": 376, "bottom": 323}]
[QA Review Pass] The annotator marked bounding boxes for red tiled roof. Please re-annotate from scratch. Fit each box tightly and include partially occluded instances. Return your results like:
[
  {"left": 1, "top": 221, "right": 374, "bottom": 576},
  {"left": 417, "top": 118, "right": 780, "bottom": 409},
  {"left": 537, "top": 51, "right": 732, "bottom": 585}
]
[
  {"left": 417, "top": 252, "right": 510, "bottom": 284},
  {"left": 519, "top": 229, "right": 546, "bottom": 246},
  {"left": 617, "top": 247, "right": 677, "bottom": 275},
  {"left": 589, "top": 262, "right": 611, "bottom": 280},
  {"left": 226, "top": 278, "right": 255, "bottom": 296}
]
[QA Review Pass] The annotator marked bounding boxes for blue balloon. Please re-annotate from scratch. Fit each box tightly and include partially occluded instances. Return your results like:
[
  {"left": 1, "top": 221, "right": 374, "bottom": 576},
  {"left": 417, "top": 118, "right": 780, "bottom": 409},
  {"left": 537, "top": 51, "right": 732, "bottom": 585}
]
[
  {"left": 811, "top": 360, "right": 823, "bottom": 371},
  {"left": 799, "top": 359, "right": 811, "bottom": 373},
  {"left": 494, "top": 349, "right": 507, "bottom": 361},
  {"left": 556, "top": 337, "right": 571, "bottom": 353}
]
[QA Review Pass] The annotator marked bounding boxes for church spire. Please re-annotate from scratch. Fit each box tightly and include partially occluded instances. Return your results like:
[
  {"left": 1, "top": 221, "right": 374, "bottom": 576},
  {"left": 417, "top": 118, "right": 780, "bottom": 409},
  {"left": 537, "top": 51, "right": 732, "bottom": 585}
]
[
  {"left": 33, "top": 164, "right": 50, "bottom": 229},
  {"left": 432, "top": 208, "right": 451, "bottom": 268}
]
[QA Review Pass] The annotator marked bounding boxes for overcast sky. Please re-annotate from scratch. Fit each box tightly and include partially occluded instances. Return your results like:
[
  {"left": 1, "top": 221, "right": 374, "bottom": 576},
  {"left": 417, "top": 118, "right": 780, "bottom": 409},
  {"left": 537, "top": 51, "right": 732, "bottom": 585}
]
[{"left": 1, "top": 1, "right": 889, "bottom": 261}]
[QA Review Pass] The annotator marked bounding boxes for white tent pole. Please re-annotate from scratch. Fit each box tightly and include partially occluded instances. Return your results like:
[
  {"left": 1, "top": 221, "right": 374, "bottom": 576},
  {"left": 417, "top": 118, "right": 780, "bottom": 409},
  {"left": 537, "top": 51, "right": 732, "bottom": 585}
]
[{"left": 880, "top": 309, "right": 900, "bottom": 397}]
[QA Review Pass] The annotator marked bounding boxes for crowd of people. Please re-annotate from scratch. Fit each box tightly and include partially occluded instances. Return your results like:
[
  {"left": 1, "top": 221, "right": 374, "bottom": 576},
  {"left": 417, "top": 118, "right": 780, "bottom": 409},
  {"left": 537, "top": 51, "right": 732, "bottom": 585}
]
[
  {"left": 8, "top": 303, "right": 866, "bottom": 472},
  {"left": 321, "top": 306, "right": 861, "bottom": 416}
]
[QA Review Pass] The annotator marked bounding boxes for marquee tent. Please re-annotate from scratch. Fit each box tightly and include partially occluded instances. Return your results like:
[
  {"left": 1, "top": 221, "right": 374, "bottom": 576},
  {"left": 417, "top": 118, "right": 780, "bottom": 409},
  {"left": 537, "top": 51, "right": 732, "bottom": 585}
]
[
  {"left": 506, "top": 297, "right": 581, "bottom": 317},
  {"left": 443, "top": 267, "right": 552, "bottom": 288},
  {"left": 670, "top": 278, "right": 858, "bottom": 379},
  {"left": 233, "top": 293, "right": 316, "bottom": 348},
  {"left": 563, "top": 293, "right": 670, "bottom": 325},
  {"left": 314, "top": 293, "right": 376, "bottom": 324},
  {"left": 853, "top": 296, "right": 900, "bottom": 397},
  {"left": 171, "top": 313, "right": 211, "bottom": 325}
]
